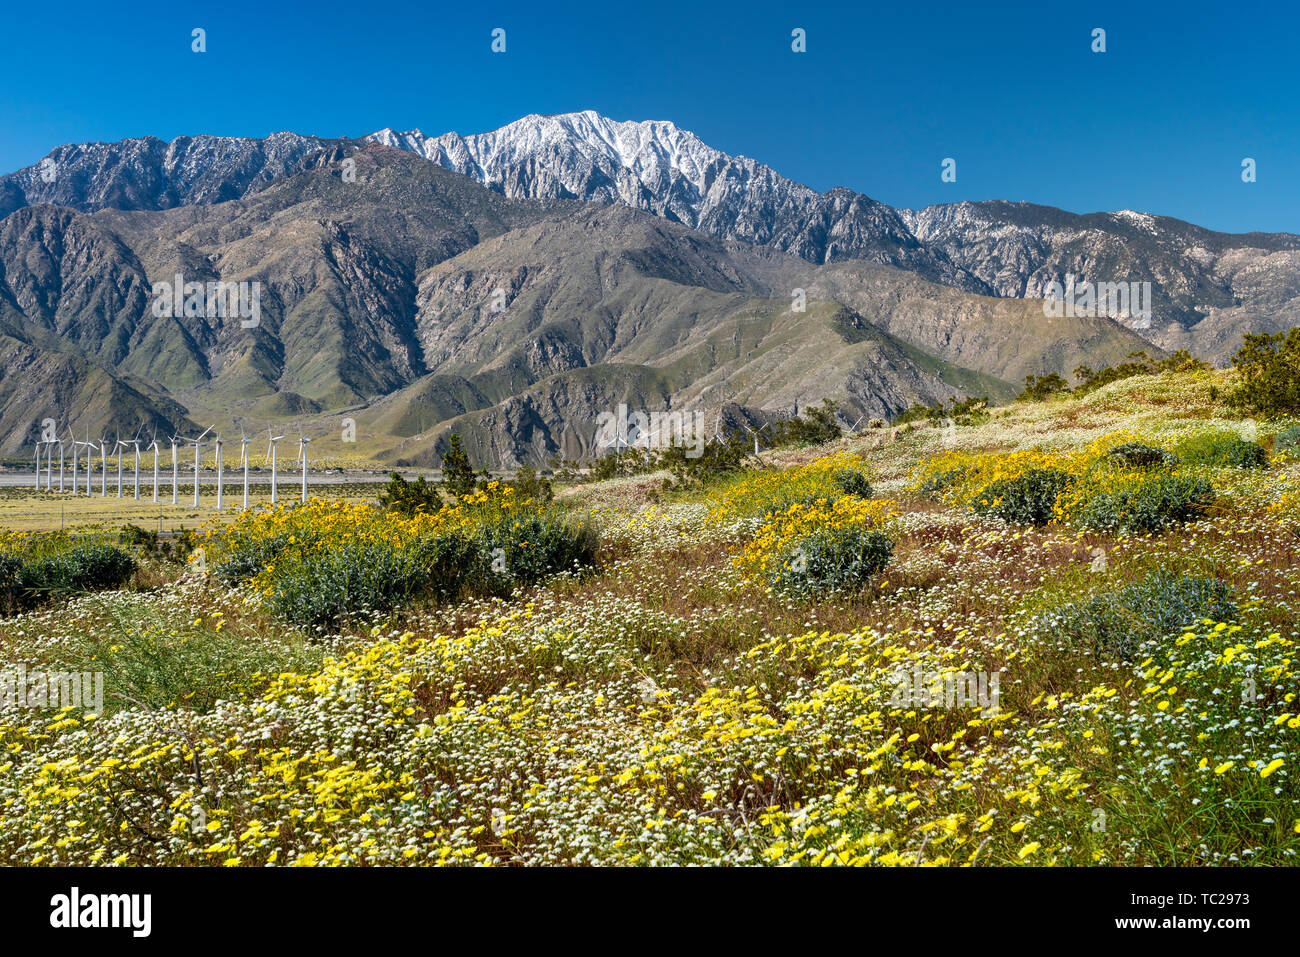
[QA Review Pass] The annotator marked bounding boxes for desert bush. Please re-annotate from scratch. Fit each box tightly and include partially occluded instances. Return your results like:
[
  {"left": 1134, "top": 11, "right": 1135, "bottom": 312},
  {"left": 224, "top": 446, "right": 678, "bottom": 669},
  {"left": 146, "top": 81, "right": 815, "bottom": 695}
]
[
  {"left": 768, "top": 525, "right": 894, "bottom": 597},
  {"left": 506, "top": 466, "right": 554, "bottom": 504},
  {"left": 1106, "top": 442, "right": 1179, "bottom": 469},
  {"left": 214, "top": 532, "right": 299, "bottom": 586},
  {"left": 1174, "top": 432, "right": 1269, "bottom": 469},
  {"left": 378, "top": 472, "right": 442, "bottom": 516},
  {"left": 831, "top": 468, "right": 873, "bottom": 498},
  {"left": 1275, "top": 424, "right": 1300, "bottom": 458},
  {"left": 1070, "top": 473, "right": 1215, "bottom": 535},
  {"left": 1031, "top": 571, "right": 1237, "bottom": 660},
  {"left": 1019, "top": 373, "right": 1069, "bottom": 401},
  {"left": 767, "top": 400, "right": 843, "bottom": 447},
  {"left": 478, "top": 512, "right": 599, "bottom": 588},
  {"left": 0, "top": 553, "right": 22, "bottom": 613},
  {"left": 1227, "top": 329, "right": 1300, "bottom": 418},
  {"left": 264, "top": 536, "right": 435, "bottom": 628},
  {"left": 971, "top": 468, "right": 1074, "bottom": 526},
  {"left": 18, "top": 543, "right": 135, "bottom": 599},
  {"left": 916, "top": 464, "right": 970, "bottom": 498}
]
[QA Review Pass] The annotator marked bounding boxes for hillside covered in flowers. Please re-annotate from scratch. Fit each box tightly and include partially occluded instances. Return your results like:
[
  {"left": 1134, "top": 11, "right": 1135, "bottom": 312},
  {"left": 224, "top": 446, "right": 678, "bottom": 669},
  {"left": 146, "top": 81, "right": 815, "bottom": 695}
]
[{"left": 1, "top": 368, "right": 1298, "bottom": 866}]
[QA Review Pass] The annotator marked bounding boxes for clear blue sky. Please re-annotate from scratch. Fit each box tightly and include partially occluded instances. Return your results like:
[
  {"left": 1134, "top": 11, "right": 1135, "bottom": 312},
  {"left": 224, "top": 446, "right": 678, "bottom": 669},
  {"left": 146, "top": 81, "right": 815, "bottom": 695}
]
[{"left": 1, "top": 0, "right": 1296, "bottom": 233}]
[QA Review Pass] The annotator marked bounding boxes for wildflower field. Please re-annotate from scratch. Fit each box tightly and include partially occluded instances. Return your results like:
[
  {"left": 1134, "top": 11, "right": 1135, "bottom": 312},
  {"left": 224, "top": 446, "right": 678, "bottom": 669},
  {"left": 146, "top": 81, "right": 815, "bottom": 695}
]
[{"left": 1, "top": 369, "right": 1298, "bottom": 866}]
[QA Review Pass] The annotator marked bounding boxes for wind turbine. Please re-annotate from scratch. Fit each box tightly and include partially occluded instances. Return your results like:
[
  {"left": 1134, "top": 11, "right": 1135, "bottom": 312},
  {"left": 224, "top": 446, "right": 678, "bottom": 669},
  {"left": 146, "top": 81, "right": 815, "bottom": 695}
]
[
  {"left": 239, "top": 428, "right": 251, "bottom": 510},
  {"left": 146, "top": 429, "right": 160, "bottom": 502},
  {"left": 33, "top": 440, "right": 41, "bottom": 491},
  {"left": 67, "top": 427, "right": 78, "bottom": 496},
  {"left": 214, "top": 433, "right": 224, "bottom": 510},
  {"left": 739, "top": 422, "right": 762, "bottom": 458},
  {"left": 114, "top": 433, "right": 125, "bottom": 497},
  {"left": 75, "top": 427, "right": 95, "bottom": 497},
  {"left": 55, "top": 432, "right": 65, "bottom": 493},
  {"left": 177, "top": 427, "right": 213, "bottom": 508},
  {"left": 297, "top": 431, "right": 312, "bottom": 504},
  {"left": 99, "top": 436, "right": 109, "bottom": 497},
  {"left": 45, "top": 437, "right": 54, "bottom": 490},
  {"left": 169, "top": 434, "right": 180, "bottom": 505},
  {"left": 265, "top": 427, "right": 285, "bottom": 504},
  {"left": 130, "top": 426, "right": 143, "bottom": 500}
]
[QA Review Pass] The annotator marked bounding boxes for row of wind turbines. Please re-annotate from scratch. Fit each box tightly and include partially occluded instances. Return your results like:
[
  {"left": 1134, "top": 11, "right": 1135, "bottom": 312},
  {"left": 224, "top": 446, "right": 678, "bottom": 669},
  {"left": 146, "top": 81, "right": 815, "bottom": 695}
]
[{"left": 32, "top": 424, "right": 313, "bottom": 509}]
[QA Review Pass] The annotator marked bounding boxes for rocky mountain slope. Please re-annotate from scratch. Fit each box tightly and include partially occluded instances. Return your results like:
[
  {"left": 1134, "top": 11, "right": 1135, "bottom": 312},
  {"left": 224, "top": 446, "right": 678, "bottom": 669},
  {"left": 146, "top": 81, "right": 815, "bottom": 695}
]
[{"left": 0, "top": 112, "right": 1293, "bottom": 462}]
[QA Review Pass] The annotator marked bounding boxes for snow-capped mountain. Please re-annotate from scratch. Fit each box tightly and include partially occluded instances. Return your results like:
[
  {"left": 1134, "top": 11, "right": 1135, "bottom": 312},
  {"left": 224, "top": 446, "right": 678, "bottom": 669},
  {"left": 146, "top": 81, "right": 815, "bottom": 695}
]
[
  {"left": 365, "top": 111, "right": 981, "bottom": 290},
  {"left": 3, "top": 110, "right": 1299, "bottom": 359}
]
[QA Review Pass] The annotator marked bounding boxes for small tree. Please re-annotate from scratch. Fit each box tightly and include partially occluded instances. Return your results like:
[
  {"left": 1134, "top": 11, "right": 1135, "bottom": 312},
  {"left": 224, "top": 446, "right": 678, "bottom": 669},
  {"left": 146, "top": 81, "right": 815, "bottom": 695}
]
[
  {"left": 1019, "top": 373, "right": 1069, "bottom": 401},
  {"left": 440, "top": 434, "right": 477, "bottom": 499},
  {"left": 768, "top": 400, "right": 843, "bottom": 447},
  {"left": 378, "top": 472, "right": 441, "bottom": 516},
  {"left": 1228, "top": 330, "right": 1300, "bottom": 418}
]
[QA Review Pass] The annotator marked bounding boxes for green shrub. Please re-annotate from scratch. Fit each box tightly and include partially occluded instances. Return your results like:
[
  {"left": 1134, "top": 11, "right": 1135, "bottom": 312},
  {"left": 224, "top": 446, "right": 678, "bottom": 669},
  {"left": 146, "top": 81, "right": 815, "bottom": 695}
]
[
  {"left": 972, "top": 468, "right": 1075, "bottom": 526},
  {"left": 769, "top": 526, "right": 894, "bottom": 597},
  {"left": 264, "top": 537, "right": 433, "bottom": 629},
  {"left": 1174, "top": 433, "right": 1269, "bottom": 469},
  {"left": 1227, "top": 329, "right": 1300, "bottom": 418},
  {"left": 916, "top": 465, "right": 969, "bottom": 498},
  {"left": 214, "top": 533, "right": 297, "bottom": 586},
  {"left": 1107, "top": 442, "right": 1179, "bottom": 469},
  {"left": 252, "top": 510, "right": 598, "bottom": 629},
  {"left": 1273, "top": 424, "right": 1300, "bottom": 457},
  {"left": 1072, "top": 474, "right": 1215, "bottom": 535},
  {"left": 117, "top": 524, "right": 160, "bottom": 554},
  {"left": 1032, "top": 571, "right": 1237, "bottom": 660},
  {"left": 831, "top": 468, "right": 873, "bottom": 498},
  {"left": 767, "top": 400, "right": 843, "bottom": 448},
  {"left": 0, "top": 553, "right": 22, "bottom": 613},
  {"left": 506, "top": 466, "right": 554, "bottom": 504},
  {"left": 18, "top": 544, "right": 136, "bottom": 600},
  {"left": 478, "top": 512, "right": 599, "bottom": 588},
  {"left": 1019, "top": 373, "right": 1069, "bottom": 401},
  {"left": 378, "top": 472, "right": 442, "bottom": 516}
]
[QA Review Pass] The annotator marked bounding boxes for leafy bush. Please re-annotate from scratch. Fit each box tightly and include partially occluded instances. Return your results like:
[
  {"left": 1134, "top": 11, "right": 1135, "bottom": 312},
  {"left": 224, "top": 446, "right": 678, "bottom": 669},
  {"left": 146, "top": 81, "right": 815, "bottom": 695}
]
[
  {"left": 1276, "top": 424, "right": 1300, "bottom": 457},
  {"left": 767, "top": 400, "right": 843, "bottom": 448},
  {"left": 661, "top": 435, "right": 747, "bottom": 486},
  {"left": 971, "top": 468, "right": 1075, "bottom": 526},
  {"left": 831, "top": 468, "right": 873, "bottom": 498},
  {"left": 506, "top": 466, "right": 554, "bottom": 504},
  {"left": 894, "top": 396, "right": 989, "bottom": 427},
  {"left": 1019, "top": 373, "right": 1069, "bottom": 401},
  {"left": 1174, "top": 433, "right": 1269, "bottom": 469},
  {"left": 18, "top": 544, "right": 136, "bottom": 599},
  {"left": 1227, "top": 329, "right": 1300, "bottom": 418},
  {"left": 117, "top": 524, "right": 160, "bottom": 554},
  {"left": 1032, "top": 571, "right": 1237, "bottom": 660},
  {"left": 264, "top": 536, "right": 435, "bottom": 628},
  {"left": 916, "top": 464, "right": 969, "bottom": 498},
  {"left": 768, "top": 525, "right": 894, "bottom": 597},
  {"left": 214, "top": 533, "right": 297, "bottom": 586},
  {"left": 1107, "top": 442, "right": 1179, "bottom": 469},
  {"left": 478, "top": 513, "right": 599, "bottom": 588},
  {"left": 378, "top": 472, "right": 442, "bottom": 516},
  {"left": 1071, "top": 473, "right": 1215, "bottom": 535},
  {"left": 0, "top": 553, "right": 22, "bottom": 613}
]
